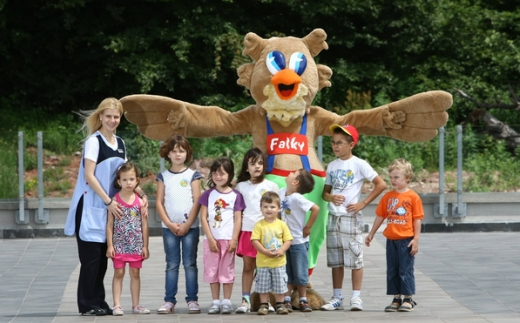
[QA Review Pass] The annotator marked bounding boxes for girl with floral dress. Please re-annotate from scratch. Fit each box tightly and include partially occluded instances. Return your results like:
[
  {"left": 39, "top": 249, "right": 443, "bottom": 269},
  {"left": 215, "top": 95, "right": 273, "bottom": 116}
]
[{"left": 106, "top": 162, "right": 150, "bottom": 316}]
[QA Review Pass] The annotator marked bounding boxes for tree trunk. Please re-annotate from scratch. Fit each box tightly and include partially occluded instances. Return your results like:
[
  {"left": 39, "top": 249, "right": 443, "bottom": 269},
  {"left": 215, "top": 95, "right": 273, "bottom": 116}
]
[{"left": 456, "top": 88, "right": 520, "bottom": 150}]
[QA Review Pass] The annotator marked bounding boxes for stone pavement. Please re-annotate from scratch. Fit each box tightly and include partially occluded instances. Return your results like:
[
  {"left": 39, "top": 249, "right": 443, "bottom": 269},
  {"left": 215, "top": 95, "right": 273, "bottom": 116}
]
[{"left": 1, "top": 232, "right": 519, "bottom": 323}]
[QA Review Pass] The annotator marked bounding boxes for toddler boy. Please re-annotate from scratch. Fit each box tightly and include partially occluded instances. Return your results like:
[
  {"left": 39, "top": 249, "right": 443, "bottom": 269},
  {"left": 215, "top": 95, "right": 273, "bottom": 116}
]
[{"left": 251, "top": 191, "right": 293, "bottom": 315}]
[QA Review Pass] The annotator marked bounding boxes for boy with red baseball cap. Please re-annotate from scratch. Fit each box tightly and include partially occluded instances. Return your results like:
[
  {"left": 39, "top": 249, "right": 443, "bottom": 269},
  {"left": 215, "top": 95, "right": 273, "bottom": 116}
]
[{"left": 320, "top": 124, "right": 387, "bottom": 311}]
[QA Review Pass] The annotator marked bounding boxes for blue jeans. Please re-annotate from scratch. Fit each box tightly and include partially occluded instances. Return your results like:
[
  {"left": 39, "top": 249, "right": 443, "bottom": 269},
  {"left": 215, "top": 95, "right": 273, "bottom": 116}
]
[
  {"left": 386, "top": 238, "right": 415, "bottom": 295},
  {"left": 162, "top": 227, "right": 199, "bottom": 304},
  {"left": 286, "top": 242, "right": 309, "bottom": 286}
]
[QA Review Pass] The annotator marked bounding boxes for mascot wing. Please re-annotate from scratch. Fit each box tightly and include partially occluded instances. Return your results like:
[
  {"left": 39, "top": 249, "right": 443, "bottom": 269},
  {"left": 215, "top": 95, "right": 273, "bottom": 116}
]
[
  {"left": 384, "top": 90, "right": 453, "bottom": 142},
  {"left": 320, "top": 90, "right": 452, "bottom": 142},
  {"left": 121, "top": 94, "right": 182, "bottom": 141},
  {"left": 121, "top": 94, "right": 254, "bottom": 141}
]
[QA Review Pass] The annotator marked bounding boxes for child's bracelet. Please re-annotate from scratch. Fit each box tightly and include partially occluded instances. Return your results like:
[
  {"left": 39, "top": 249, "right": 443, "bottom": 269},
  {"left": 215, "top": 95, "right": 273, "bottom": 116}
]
[
  {"left": 139, "top": 193, "right": 148, "bottom": 199},
  {"left": 104, "top": 199, "right": 113, "bottom": 206}
]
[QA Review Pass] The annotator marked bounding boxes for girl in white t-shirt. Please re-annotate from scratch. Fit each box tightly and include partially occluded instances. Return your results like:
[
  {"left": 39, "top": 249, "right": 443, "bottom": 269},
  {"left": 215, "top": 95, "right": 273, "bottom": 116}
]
[
  {"left": 234, "top": 148, "right": 279, "bottom": 313},
  {"left": 155, "top": 135, "right": 203, "bottom": 314},
  {"left": 199, "top": 157, "right": 245, "bottom": 314}
]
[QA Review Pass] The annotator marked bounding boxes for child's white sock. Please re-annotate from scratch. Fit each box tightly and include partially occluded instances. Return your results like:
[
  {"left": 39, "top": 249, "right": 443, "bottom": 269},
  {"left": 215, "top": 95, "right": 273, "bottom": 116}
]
[
  {"left": 333, "top": 288, "right": 343, "bottom": 299},
  {"left": 352, "top": 290, "right": 361, "bottom": 298},
  {"left": 284, "top": 296, "right": 291, "bottom": 303}
]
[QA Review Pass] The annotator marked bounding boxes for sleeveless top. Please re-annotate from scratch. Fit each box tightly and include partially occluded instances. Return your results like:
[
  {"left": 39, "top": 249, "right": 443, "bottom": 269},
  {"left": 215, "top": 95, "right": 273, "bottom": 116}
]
[{"left": 112, "top": 193, "right": 143, "bottom": 255}]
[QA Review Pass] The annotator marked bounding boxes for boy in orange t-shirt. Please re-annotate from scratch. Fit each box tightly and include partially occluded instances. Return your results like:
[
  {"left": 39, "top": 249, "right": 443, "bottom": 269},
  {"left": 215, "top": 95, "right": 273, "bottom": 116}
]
[{"left": 365, "top": 158, "right": 424, "bottom": 313}]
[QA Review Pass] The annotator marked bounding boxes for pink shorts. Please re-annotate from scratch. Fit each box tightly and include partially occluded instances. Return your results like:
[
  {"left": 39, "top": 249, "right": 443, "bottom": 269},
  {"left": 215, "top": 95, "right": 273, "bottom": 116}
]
[
  {"left": 113, "top": 254, "right": 143, "bottom": 269},
  {"left": 203, "top": 240, "right": 235, "bottom": 284},
  {"left": 236, "top": 231, "right": 257, "bottom": 258}
]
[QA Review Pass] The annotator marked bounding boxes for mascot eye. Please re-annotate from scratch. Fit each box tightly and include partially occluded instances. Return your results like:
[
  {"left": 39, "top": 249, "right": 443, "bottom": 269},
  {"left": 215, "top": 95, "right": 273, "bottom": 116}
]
[
  {"left": 266, "top": 51, "right": 286, "bottom": 75},
  {"left": 288, "top": 52, "right": 307, "bottom": 76}
]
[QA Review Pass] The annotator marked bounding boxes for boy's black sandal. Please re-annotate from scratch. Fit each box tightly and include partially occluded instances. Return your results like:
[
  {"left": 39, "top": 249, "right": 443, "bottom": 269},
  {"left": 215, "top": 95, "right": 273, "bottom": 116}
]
[
  {"left": 283, "top": 300, "right": 293, "bottom": 312},
  {"left": 299, "top": 300, "right": 312, "bottom": 312},
  {"left": 398, "top": 297, "right": 417, "bottom": 312},
  {"left": 384, "top": 297, "right": 402, "bottom": 312}
]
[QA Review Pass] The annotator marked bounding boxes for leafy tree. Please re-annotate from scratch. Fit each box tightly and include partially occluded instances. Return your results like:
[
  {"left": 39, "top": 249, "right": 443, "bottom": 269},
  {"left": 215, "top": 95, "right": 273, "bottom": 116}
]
[{"left": 1, "top": 0, "right": 519, "bottom": 131}]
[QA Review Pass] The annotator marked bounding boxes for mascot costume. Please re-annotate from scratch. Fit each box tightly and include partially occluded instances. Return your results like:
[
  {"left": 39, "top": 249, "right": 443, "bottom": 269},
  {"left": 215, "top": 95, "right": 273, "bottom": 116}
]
[{"left": 121, "top": 28, "right": 452, "bottom": 308}]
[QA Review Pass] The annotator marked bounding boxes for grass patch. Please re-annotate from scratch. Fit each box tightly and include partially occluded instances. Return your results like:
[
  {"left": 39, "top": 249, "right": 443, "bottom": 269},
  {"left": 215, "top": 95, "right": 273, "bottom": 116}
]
[
  {"left": 57, "top": 156, "right": 71, "bottom": 167},
  {"left": 44, "top": 179, "right": 72, "bottom": 196},
  {"left": 43, "top": 167, "right": 72, "bottom": 196}
]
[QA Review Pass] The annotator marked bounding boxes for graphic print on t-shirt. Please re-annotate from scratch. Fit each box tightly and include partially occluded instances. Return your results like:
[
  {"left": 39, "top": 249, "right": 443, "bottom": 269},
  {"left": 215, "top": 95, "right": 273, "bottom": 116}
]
[
  {"left": 386, "top": 198, "right": 411, "bottom": 225},
  {"left": 262, "top": 229, "right": 282, "bottom": 252},
  {"left": 330, "top": 169, "right": 355, "bottom": 191},
  {"left": 281, "top": 199, "right": 291, "bottom": 221},
  {"left": 213, "top": 198, "right": 229, "bottom": 228}
]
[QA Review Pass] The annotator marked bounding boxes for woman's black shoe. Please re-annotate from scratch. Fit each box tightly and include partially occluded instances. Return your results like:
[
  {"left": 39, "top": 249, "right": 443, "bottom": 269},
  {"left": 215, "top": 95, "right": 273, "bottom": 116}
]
[{"left": 81, "top": 308, "right": 107, "bottom": 316}]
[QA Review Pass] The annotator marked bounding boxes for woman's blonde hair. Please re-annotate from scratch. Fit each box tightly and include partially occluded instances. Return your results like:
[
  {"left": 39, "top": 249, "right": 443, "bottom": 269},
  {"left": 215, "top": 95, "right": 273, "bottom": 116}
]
[
  {"left": 388, "top": 158, "right": 414, "bottom": 182},
  {"left": 78, "top": 97, "right": 124, "bottom": 136}
]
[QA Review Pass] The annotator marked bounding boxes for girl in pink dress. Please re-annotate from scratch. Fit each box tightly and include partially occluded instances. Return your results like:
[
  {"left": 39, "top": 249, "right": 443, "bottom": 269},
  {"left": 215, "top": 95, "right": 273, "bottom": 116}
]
[{"left": 106, "top": 162, "right": 150, "bottom": 316}]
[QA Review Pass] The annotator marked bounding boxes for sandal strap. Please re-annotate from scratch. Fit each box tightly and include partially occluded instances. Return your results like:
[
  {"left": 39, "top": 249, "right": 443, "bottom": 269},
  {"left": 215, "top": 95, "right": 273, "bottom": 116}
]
[
  {"left": 403, "top": 298, "right": 417, "bottom": 306},
  {"left": 161, "top": 302, "right": 174, "bottom": 309}
]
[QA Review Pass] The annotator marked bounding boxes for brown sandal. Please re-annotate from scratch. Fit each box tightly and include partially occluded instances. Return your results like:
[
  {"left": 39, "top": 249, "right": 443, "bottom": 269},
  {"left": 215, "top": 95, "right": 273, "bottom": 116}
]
[
  {"left": 384, "top": 297, "right": 402, "bottom": 312},
  {"left": 398, "top": 297, "right": 417, "bottom": 312}
]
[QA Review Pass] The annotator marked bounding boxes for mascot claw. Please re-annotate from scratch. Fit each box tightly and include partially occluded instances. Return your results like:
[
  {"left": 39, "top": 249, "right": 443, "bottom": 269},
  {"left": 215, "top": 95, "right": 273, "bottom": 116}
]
[
  {"left": 167, "top": 105, "right": 187, "bottom": 129},
  {"left": 383, "top": 111, "right": 406, "bottom": 129}
]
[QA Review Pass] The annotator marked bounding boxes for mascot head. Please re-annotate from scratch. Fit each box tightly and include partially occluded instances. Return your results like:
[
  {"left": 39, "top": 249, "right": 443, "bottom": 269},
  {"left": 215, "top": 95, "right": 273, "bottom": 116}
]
[{"left": 237, "top": 29, "right": 333, "bottom": 127}]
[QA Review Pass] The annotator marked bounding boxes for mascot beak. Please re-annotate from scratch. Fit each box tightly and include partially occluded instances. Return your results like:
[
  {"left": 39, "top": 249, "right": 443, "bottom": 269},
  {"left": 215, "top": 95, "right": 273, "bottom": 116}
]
[{"left": 270, "top": 69, "right": 302, "bottom": 100}]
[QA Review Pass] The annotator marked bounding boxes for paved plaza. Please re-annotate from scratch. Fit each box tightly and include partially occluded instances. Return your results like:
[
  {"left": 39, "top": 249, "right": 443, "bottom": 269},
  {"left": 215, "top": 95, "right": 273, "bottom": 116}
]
[{"left": 1, "top": 232, "right": 519, "bottom": 323}]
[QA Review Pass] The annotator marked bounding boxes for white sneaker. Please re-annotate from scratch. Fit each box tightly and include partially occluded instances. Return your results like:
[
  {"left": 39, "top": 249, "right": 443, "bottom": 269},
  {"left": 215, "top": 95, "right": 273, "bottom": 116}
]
[
  {"left": 235, "top": 298, "right": 250, "bottom": 313},
  {"left": 320, "top": 297, "right": 344, "bottom": 311},
  {"left": 221, "top": 300, "right": 233, "bottom": 314},
  {"left": 208, "top": 300, "right": 221, "bottom": 314},
  {"left": 268, "top": 302, "right": 275, "bottom": 312},
  {"left": 350, "top": 296, "right": 363, "bottom": 311}
]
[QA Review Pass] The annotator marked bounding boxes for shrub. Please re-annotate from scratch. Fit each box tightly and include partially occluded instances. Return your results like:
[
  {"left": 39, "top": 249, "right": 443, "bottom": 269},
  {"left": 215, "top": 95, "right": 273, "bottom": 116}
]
[{"left": 0, "top": 135, "right": 19, "bottom": 198}]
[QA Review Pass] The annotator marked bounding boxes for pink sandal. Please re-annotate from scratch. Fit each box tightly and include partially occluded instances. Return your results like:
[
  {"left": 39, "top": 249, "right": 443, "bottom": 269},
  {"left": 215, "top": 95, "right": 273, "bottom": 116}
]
[
  {"left": 112, "top": 305, "right": 124, "bottom": 316},
  {"left": 157, "top": 302, "right": 174, "bottom": 314},
  {"left": 132, "top": 305, "right": 150, "bottom": 314}
]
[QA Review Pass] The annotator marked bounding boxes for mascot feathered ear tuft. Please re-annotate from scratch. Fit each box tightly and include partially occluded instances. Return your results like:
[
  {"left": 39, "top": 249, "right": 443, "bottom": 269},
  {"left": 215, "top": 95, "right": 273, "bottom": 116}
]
[
  {"left": 237, "top": 63, "right": 254, "bottom": 88},
  {"left": 242, "top": 32, "right": 268, "bottom": 62},
  {"left": 317, "top": 64, "right": 333, "bottom": 90},
  {"left": 302, "top": 28, "right": 329, "bottom": 57}
]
